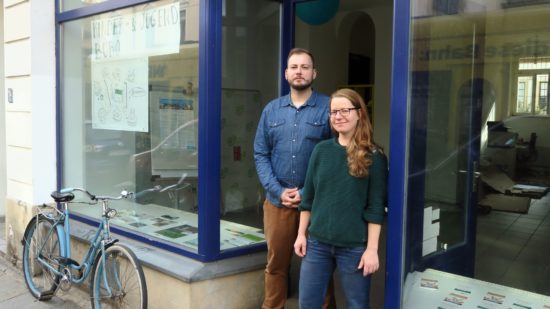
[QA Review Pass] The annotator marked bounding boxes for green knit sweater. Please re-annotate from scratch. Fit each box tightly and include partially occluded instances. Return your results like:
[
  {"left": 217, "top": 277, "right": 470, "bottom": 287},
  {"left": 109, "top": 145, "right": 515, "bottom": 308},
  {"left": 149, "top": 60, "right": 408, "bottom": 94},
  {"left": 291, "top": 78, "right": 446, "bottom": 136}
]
[{"left": 299, "top": 138, "right": 387, "bottom": 247}]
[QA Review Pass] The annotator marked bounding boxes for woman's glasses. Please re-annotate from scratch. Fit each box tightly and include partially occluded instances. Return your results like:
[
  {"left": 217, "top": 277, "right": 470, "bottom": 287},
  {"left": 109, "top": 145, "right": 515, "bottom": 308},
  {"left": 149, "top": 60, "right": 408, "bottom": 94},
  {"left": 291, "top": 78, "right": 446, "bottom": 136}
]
[{"left": 329, "top": 107, "right": 359, "bottom": 117}]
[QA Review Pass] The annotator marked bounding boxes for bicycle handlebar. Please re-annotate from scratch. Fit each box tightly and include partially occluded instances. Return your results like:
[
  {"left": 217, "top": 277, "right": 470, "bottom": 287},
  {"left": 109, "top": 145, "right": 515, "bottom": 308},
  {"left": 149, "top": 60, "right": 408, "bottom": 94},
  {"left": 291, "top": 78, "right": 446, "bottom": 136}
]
[
  {"left": 133, "top": 172, "right": 189, "bottom": 198},
  {"left": 59, "top": 187, "right": 133, "bottom": 201},
  {"left": 134, "top": 185, "right": 162, "bottom": 199},
  {"left": 60, "top": 172, "right": 187, "bottom": 202}
]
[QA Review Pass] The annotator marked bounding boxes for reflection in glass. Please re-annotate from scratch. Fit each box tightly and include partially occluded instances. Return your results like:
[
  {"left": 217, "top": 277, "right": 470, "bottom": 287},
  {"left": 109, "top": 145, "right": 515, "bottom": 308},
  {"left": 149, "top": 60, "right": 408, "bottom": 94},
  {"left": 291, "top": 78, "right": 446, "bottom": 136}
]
[
  {"left": 219, "top": 0, "right": 281, "bottom": 250},
  {"left": 61, "top": 0, "right": 201, "bottom": 252},
  {"left": 406, "top": 0, "right": 550, "bottom": 303},
  {"left": 516, "top": 76, "right": 533, "bottom": 113},
  {"left": 535, "top": 74, "right": 548, "bottom": 115}
]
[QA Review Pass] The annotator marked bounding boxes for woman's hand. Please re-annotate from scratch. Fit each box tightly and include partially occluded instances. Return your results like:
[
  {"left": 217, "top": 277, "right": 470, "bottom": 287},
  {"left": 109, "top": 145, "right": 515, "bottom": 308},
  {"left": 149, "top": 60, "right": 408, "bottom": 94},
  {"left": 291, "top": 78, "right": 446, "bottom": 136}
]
[
  {"left": 358, "top": 247, "right": 379, "bottom": 276},
  {"left": 294, "top": 234, "right": 308, "bottom": 257}
]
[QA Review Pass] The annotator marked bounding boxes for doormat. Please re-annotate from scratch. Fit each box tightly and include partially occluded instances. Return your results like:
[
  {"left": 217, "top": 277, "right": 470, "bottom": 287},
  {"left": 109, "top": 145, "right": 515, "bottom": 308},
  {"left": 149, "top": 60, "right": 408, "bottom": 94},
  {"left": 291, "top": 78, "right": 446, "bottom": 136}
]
[{"left": 478, "top": 194, "right": 531, "bottom": 214}]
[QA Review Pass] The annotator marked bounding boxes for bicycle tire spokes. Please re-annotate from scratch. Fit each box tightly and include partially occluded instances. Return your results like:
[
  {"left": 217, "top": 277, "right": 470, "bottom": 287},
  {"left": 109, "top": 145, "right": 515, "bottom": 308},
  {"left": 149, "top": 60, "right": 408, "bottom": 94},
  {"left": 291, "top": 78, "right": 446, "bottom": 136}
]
[
  {"left": 22, "top": 216, "right": 62, "bottom": 300},
  {"left": 91, "top": 244, "right": 147, "bottom": 309},
  {"left": 98, "top": 253, "right": 139, "bottom": 306}
]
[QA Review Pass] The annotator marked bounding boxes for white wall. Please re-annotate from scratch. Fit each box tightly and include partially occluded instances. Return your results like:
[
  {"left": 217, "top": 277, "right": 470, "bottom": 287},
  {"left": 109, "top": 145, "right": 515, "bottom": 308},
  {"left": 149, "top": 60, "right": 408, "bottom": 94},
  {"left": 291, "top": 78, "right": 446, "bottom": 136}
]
[
  {"left": 504, "top": 116, "right": 550, "bottom": 148},
  {"left": 504, "top": 116, "right": 550, "bottom": 168},
  {"left": 4, "top": 0, "right": 56, "bottom": 206},
  {"left": 295, "top": 3, "right": 394, "bottom": 153},
  {"left": 367, "top": 5, "right": 393, "bottom": 153},
  {"left": 30, "top": 0, "right": 56, "bottom": 202},
  {"left": 1, "top": 0, "right": 6, "bottom": 216}
]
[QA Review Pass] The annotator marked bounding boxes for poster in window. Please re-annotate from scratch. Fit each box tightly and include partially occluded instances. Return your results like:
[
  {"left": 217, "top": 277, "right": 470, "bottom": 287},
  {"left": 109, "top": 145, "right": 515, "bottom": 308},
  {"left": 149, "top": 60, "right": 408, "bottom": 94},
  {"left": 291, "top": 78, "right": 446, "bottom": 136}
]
[
  {"left": 91, "top": 58, "right": 149, "bottom": 132},
  {"left": 149, "top": 90, "right": 198, "bottom": 178}
]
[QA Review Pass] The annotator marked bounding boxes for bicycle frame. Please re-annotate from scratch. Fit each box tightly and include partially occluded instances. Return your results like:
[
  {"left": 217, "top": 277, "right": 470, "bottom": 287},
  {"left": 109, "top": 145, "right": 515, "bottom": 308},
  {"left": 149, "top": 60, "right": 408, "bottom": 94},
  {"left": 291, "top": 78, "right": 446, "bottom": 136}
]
[{"left": 35, "top": 199, "right": 115, "bottom": 286}]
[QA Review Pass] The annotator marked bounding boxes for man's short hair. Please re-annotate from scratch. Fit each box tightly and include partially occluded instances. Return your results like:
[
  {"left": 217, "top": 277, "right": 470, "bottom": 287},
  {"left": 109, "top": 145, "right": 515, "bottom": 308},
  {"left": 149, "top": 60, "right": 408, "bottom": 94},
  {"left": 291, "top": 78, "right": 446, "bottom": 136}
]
[{"left": 287, "top": 48, "right": 315, "bottom": 67}]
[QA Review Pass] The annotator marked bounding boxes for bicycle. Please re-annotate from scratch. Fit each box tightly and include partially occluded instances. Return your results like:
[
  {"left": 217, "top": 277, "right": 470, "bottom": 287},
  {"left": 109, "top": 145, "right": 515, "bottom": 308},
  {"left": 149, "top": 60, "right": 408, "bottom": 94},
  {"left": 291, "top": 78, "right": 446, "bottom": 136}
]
[{"left": 21, "top": 187, "right": 148, "bottom": 309}]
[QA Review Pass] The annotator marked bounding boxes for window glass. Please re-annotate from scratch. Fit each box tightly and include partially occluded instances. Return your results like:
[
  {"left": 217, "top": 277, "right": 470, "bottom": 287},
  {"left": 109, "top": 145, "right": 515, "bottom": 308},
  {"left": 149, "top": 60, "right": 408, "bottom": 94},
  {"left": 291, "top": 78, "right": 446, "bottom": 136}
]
[
  {"left": 515, "top": 58, "right": 550, "bottom": 115},
  {"left": 61, "top": 0, "right": 201, "bottom": 252},
  {"left": 219, "top": 0, "right": 281, "bottom": 250},
  {"left": 516, "top": 76, "right": 533, "bottom": 113},
  {"left": 405, "top": 1, "right": 550, "bottom": 307},
  {"left": 61, "top": 0, "right": 110, "bottom": 12},
  {"left": 535, "top": 74, "right": 548, "bottom": 115}
]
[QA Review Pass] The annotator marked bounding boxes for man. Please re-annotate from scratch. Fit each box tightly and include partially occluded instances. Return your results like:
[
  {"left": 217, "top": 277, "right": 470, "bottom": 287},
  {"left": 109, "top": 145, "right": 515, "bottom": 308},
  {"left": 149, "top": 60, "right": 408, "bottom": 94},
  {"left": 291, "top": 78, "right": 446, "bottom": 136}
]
[{"left": 254, "top": 48, "right": 333, "bottom": 309}]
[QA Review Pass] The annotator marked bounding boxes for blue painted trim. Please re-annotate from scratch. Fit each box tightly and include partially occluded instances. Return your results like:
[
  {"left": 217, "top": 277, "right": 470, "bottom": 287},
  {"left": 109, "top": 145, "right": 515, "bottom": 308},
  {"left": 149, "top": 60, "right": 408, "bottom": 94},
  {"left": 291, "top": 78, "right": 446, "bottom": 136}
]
[
  {"left": 197, "top": 0, "right": 222, "bottom": 261},
  {"left": 218, "top": 243, "right": 267, "bottom": 259},
  {"left": 385, "top": 0, "right": 411, "bottom": 308},
  {"left": 57, "top": 0, "right": 155, "bottom": 23}
]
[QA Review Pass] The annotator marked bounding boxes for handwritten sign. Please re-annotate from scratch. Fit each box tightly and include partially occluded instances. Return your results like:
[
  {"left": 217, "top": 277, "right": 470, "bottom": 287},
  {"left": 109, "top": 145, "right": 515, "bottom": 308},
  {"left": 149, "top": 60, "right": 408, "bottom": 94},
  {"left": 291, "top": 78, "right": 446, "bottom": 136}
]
[
  {"left": 91, "top": 2, "right": 181, "bottom": 60},
  {"left": 91, "top": 58, "right": 149, "bottom": 132}
]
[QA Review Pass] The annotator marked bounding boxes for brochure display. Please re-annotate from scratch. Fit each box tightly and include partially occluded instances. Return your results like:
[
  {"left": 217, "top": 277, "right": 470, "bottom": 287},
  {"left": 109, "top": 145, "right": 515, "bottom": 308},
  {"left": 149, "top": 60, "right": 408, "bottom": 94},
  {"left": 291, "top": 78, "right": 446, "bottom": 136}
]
[
  {"left": 404, "top": 268, "right": 550, "bottom": 309},
  {"left": 72, "top": 201, "right": 265, "bottom": 251}
]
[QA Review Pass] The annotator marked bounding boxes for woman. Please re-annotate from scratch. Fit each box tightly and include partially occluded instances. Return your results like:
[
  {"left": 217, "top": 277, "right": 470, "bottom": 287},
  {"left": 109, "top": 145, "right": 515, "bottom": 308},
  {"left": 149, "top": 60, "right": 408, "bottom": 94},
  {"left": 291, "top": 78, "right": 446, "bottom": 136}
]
[{"left": 294, "top": 88, "right": 387, "bottom": 309}]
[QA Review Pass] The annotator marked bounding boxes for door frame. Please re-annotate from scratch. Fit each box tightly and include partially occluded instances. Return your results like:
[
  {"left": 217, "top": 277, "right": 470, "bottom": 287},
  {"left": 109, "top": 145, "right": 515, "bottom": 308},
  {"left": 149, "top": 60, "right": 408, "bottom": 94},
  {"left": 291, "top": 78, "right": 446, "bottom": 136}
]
[
  {"left": 280, "top": 1, "right": 418, "bottom": 307},
  {"left": 283, "top": 0, "right": 414, "bottom": 307},
  {"left": 385, "top": 0, "right": 411, "bottom": 307},
  {"left": 388, "top": 1, "right": 483, "bottom": 307}
]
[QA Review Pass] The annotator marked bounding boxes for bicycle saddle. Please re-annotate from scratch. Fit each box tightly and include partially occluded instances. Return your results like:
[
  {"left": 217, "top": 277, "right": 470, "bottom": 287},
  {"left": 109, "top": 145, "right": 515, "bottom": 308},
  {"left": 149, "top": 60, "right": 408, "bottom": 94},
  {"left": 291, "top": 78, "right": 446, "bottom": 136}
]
[{"left": 51, "top": 191, "right": 75, "bottom": 203}]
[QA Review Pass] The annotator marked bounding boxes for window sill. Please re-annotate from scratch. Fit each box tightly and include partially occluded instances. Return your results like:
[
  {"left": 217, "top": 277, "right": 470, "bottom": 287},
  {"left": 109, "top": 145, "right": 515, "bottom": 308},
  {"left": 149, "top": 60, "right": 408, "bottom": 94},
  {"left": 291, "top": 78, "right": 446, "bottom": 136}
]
[{"left": 69, "top": 219, "right": 266, "bottom": 283}]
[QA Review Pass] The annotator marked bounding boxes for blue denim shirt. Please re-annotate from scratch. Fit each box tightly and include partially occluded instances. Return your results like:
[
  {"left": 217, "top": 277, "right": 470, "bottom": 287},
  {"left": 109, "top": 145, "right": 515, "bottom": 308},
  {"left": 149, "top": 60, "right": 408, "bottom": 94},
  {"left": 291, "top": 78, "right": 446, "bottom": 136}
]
[{"left": 254, "top": 91, "right": 331, "bottom": 207}]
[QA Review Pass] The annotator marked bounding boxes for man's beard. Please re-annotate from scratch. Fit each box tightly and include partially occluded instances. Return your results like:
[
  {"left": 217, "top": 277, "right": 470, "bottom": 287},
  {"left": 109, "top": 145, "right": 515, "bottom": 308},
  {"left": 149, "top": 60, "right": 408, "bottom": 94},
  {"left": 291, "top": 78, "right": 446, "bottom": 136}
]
[{"left": 289, "top": 79, "right": 312, "bottom": 91}]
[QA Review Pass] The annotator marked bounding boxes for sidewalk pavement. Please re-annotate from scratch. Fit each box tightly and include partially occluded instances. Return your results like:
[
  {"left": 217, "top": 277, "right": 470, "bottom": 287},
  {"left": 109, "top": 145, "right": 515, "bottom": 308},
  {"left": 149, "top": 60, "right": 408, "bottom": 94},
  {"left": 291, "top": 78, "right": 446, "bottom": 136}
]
[{"left": 0, "top": 221, "right": 90, "bottom": 308}]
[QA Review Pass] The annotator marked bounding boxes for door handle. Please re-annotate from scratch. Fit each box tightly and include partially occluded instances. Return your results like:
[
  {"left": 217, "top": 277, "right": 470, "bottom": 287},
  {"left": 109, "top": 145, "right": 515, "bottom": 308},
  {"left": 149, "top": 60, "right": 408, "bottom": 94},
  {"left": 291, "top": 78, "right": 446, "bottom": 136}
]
[
  {"left": 458, "top": 170, "right": 481, "bottom": 177},
  {"left": 458, "top": 166, "right": 481, "bottom": 192},
  {"left": 472, "top": 161, "right": 480, "bottom": 192}
]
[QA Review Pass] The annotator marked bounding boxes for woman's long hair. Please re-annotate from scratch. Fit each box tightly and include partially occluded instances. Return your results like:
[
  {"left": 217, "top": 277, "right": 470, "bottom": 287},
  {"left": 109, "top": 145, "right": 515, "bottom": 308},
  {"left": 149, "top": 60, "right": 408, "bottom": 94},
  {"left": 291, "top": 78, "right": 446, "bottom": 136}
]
[{"left": 330, "top": 88, "right": 377, "bottom": 177}]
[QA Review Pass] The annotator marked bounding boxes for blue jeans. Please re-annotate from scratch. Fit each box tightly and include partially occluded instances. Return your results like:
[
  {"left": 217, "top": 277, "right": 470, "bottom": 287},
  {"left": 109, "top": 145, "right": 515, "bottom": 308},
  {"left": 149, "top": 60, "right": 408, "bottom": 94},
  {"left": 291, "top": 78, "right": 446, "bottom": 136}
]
[{"left": 299, "top": 238, "right": 371, "bottom": 309}]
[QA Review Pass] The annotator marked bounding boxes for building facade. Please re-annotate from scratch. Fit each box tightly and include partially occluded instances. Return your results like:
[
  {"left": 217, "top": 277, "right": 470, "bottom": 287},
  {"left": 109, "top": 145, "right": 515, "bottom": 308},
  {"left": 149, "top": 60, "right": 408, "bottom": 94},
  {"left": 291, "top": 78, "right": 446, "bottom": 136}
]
[{"left": 2, "top": 0, "right": 550, "bottom": 308}]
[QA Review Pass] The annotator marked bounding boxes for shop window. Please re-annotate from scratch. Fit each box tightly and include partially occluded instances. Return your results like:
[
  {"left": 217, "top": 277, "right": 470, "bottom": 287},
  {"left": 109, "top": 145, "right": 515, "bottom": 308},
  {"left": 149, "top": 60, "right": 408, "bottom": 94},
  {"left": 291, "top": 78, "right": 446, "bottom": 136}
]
[
  {"left": 433, "top": 0, "right": 459, "bottom": 15},
  {"left": 219, "top": 0, "right": 281, "bottom": 250},
  {"left": 502, "top": 0, "right": 550, "bottom": 9},
  {"left": 516, "top": 76, "right": 533, "bottom": 113},
  {"left": 61, "top": 0, "right": 203, "bottom": 252}
]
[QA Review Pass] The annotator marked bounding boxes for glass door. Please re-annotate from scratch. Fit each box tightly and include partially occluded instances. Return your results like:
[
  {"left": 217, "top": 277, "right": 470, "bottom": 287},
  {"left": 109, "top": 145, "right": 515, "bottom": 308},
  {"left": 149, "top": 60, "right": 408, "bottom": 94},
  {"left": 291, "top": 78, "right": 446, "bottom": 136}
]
[{"left": 406, "top": 20, "right": 483, "bottom": 277}]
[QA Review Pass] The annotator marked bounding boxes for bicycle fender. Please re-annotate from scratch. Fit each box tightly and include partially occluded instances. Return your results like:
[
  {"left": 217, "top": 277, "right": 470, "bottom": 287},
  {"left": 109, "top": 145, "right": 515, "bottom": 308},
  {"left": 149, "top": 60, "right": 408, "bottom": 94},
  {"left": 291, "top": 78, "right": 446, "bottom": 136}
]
[{"left": 21, "top": 216, "right": 68, "bottom": 258}]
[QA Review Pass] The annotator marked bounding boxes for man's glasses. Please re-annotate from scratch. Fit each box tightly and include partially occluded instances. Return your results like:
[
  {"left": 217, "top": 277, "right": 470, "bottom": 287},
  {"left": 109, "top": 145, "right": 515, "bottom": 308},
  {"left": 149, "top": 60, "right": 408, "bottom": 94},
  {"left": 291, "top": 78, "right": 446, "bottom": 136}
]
[{"left": 329, "top": 107, "right": 359, "bottom": 117}]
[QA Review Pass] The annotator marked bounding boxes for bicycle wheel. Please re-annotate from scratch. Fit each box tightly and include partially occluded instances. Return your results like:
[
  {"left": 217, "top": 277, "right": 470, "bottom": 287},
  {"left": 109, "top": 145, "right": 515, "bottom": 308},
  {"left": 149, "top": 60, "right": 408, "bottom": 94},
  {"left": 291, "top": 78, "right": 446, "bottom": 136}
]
[
  {"left": 22, "top": 215, "right": 62, "bottom": 300},
  {"left": 90, "top": 243, "right": 147, "bottom": 309}
]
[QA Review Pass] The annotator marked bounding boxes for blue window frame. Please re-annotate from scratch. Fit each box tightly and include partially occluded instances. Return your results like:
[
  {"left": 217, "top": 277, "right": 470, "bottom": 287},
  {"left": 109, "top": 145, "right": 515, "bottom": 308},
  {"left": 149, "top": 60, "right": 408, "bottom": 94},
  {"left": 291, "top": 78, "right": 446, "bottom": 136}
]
[
  {"left": 385, "top": 0, "right": 411, "bottom": 308},
  {"left": 196, "top": 0, "right": 222, "bottom": 261},
  {"left": 55, "top": 0, "right": 268, "bottom": 262}
]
